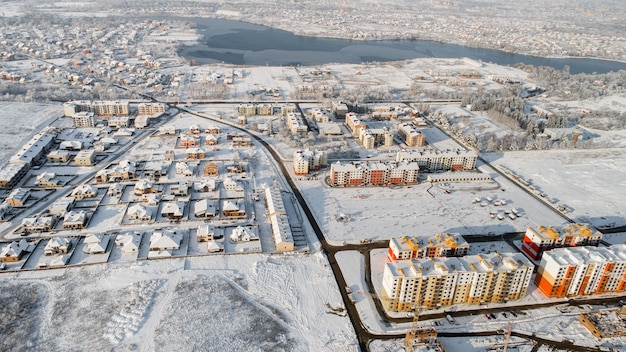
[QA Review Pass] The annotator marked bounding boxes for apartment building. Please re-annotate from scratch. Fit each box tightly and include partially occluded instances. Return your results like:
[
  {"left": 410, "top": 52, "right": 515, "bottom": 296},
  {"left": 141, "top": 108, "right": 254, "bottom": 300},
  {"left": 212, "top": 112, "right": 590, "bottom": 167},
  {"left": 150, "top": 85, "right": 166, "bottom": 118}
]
[
  {"left": 286, "top": 113, "right": 308, "bottom": 135},
  {"left": 387, "top": 234, "right": 469, "bottom": 262},
  {"left": 522, "top": 223, "right": 603, "bottom": 260},
  {"left": 381, "top": 252, "right": 534, "bottom": 311},
  {"left": 0, "top": 162, "right": 29, "bottom": 189},
  {"left": 293, "top": 149, "right": 328, "bottom": 176},
  {"left": 238, "top": 103, "right": 256, "bottom": 116},
  {"left": 396, "top": 149, "right": 478, "bottom": 171},
  {"left": 65, "top": 100, "right": 130, "bottom": 117},
  {"left": 345, "top": 112, "right": 364, "bottom": 137},
  {"left": 359, "top": 128, "right": 393, "bottom": 149},
  {"left": 397, "top": 123, "right": 425, "bottom": 147},
  {"left": 137, "top": 102, "right": 166, "bottom": 116},
  {"left": 535, "top": 245, "right": 626, "bottom": 298},
  {"left": 74, "top": 149, "right": 96, "bottom": 166},
  {"left": 330, "top": 161, "right": 419, "bottom": 187},
  {"left": 72, "top": 111, "right": 96, "bottom": 127}
]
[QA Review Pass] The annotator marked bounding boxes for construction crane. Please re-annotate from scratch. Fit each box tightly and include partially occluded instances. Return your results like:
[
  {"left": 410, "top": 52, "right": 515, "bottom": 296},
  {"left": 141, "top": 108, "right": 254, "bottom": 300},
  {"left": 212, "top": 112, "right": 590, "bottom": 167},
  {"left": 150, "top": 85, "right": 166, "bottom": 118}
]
[{"left": 404, "top": 303, "right": 422, "bottom": 351}]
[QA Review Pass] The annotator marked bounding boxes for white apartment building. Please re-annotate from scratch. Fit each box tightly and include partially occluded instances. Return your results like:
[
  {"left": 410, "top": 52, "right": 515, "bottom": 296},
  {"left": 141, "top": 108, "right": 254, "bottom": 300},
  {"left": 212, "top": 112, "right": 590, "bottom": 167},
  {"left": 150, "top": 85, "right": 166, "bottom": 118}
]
[
  {"left": 137, "top": 102, "right": 166, "bottom": 116},
  {"left": 293, "top": 149, "right": 327, "bottom": 176},
  {"left": 381, "top": 252, "right": 534, "bottom": 311},
  {"left": 330, "top": 161, "right": 419, "bottom": 187},
  {"left": 72, "top": 111, "right": 96, "bottom": 127},
  {"left": 535, "top": 244, "right": 626, "bottom": 298},
  {"left": 396, "top": 149, "right": 478, "bottom": 171}
]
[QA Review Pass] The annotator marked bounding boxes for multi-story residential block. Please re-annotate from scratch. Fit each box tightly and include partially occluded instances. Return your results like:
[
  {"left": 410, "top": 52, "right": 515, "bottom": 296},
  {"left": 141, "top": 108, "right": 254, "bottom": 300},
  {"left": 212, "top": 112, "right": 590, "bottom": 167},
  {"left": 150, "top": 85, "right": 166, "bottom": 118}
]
[
  {"left": 279, "top": 104, "right": 297, "bottom": 116},
  {"left": 137, "top": 102, "right": 166, "bottom": 116},
  {"left": 535, "top": 245, "right": 626, "bottom": 298},
  {"left": 359, "top": 128, "right": 393, "bottom": 149},
  {"left": 47, "top": 150, "right": 70, "bottom": 163},
  {"left": 381, "top": 252, "right": 534, "bottom": 311},
  {"left": 286, "top": 113, "right": 308, "bottom": 135},
  {"left": 257, "top": 103, "right": 273, "bottom": 116},
  {"left": 72, "top": 111, "right": 96, "bottom": 127},
  {"left": 66, "top": 100, "right": 130, "bottom": 117},
  {"left": 293, "top": 149, "right": 327, "bottom": 176},
  {"left": 108, "top": 116, "right": 130, "bottom": 128},
  {"left": 396, "top": 149, "right": 478, "bottom": 171},
  {"left": 345, "top": 112, "right": 364, "bottom": 136},
  {"left": 387, "top": 234, "right": 469, "bottom": 261},
  {"left": 397, "top": 123, "right": 425, "bottom": 147},
  {"left": 330, "top": 161, "right": 419, "bottom": 187},
  {"left": 238, "top": 103, "right": 256, "bottom": 116},
  {"left": 522, "top": 223, "right": 603, "bottom": 260}
]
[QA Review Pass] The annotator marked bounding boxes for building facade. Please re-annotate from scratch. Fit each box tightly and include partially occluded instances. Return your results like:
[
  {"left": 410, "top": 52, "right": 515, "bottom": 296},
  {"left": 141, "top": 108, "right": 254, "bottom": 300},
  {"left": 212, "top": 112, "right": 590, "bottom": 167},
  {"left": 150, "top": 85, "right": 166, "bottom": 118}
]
[
  {"left": 396, "top": 149, "right": 478, "bottom": 171},
  {"left": 330, "top": 161, "right": 419, "bottom": 187},
  {"left": 522, "top": 223, "right": 603, "bottom": 260},
  {"left": 388, "top": 234, "right": 469, "bottom": 262},
  {"left": 381, "top": 252, "right": 534, "bottom": 311},
  {"left": 535, "top": 245, "right": 626, "bottom": 298},
  {"left": 397, "top": 123, "right": 425, "bottom": 147},
  {"left": 293, "top": 149, "right": 327, "bottom": 176}
]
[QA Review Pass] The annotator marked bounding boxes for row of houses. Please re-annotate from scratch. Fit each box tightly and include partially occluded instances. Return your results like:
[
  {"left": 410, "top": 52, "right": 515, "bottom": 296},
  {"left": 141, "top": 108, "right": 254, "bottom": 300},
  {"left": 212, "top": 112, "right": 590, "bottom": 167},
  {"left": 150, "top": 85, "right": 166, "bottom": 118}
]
[
  {"left": 264, "top": 186, "right": 295, "bottom": 252},
  {"left": 330, "top": 161, "right": 419, "bottom": 187}
]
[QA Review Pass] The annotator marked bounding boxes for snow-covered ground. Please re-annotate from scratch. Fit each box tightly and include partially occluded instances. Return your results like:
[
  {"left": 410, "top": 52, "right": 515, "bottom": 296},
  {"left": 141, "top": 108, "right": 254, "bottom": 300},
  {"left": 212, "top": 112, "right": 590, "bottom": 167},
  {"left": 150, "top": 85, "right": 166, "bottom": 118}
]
[
  {"left": 0, "top": 253, "right": 357, "bottom": 351},
  {"left": 0, "top": 102, "right": 62, "bottom": 164},
  {"left": 483, "top": 148, "right": 626, "bottom": 228}
]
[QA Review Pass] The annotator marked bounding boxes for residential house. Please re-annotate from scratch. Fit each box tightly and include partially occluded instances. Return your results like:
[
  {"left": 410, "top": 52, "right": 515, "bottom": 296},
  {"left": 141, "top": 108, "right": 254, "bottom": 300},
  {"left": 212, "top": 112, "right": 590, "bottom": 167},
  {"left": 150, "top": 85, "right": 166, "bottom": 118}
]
[
  {"left": 47, "top": 150, "right": 70, "bottom": 163},
  {"left": 127, "top": 204, "right": 152, "bottom": 221},
  {"left": 222, "top": 200, "right": 245, "bottom": 217},
  {"left": 205, "top": 134, "right": 218, "bottom": 146},
  {"left": 6, "top": 188, "right": 30, "bottom": 207},
  {"left": 175, "top": 162, "right": 194, "bottom": 176},
  {"left": 63, "top": 210, "right": 88, "bottom": 229},
  {"left": 107, "top": 183, "right": 124, "bottom": 197},
  {"left": 204, "top": 162, "right": 219, "bottom": 176},
  {"left": 60, "top": 140, "right": 82, "bottom": 151},
  {"left": 36, "top": 172, "right": 60, "bottom": 187},
  {"left": 170, "top": 182, "right": 189, "bottom": 196},
  {"left": 149, "top": 231, "right": 182, "bottom": 251},
  {"left": 134, "top": 179, "right": 159, "bottom": 196},
  {"left": 179, "top": 134, "right": 196, "bottom": 147},
  {"left": 194, "top": 199, "right": 216, "bottom": 218},
  {"left": 74, "top": 149, "right": 96, "bottom": 166},
  {"left": 186, "top": 147, "right": 205, "bottom": 159},
  {"left": 193, "top": 179, "right": 217, "bottom": 192},
  {"left": 115, "top": 232, "right": 141, "bottom": 253},
  {"left": 49, "top": 197, "right": 75, "bottom": 215},
  {"left": 161, "top": 202, "right": 185, "bottom": 220},
  {"left": 196, "top": 224, "right": 214, "bottom": 242},
  {"left": 0, "top": 239, "right": 30, "bottom": 262},
  {"left": 223, "top": 177, "right": 240, "bottom": 191},
  {"left": 229, "top": 226, "right": 257, "bottom": 243},
  {"left": 71, "top": 184, "right": 98, "bottom": 200},
  {"left": 82, "top": 233, "right": 109, "bottom": 254},
  {"left": 22, "top": 214, "right": 57, "bottom": 233},
  {"left": 44, "top": 237, "right": 72, "bottom": 256}
]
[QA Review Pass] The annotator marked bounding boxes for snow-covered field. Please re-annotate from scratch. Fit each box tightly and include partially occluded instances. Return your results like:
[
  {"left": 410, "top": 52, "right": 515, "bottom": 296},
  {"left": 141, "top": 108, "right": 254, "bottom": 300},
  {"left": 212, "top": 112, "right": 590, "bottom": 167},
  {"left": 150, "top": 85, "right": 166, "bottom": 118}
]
[
  {"left": 0, "top": 253, "right": 357, "bottom": 351},
  {"left": 483, "top": 148, "right": 626, "bottom": 228},
  {"left": 0, "top": 102, "right": 62, "bottom": 164}
]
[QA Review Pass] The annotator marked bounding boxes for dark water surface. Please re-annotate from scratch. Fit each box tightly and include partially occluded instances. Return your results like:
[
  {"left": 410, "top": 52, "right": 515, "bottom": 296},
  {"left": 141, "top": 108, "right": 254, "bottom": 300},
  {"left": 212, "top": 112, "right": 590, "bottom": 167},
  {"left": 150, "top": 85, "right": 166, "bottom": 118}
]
[{"left": 175, "top": 18, "right": 626, "bottom": 74}]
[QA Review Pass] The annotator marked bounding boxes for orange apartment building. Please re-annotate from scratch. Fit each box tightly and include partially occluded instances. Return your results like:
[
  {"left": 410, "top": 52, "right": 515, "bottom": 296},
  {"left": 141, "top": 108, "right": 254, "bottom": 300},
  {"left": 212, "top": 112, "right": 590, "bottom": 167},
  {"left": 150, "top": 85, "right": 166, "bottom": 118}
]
[
  {"left": 522, "top": 223, "right": 603, "bottom": 260},
  {"left": 330, "top": 161, "right": 419, "bottom": 187},
  {"left": 387, "top": 234, "right": 469, "bottom": 262},
  {"left": 381, "top": 252, "right": 534, "bottom": 311},
  {"left": 535, "top": 244, "right": 626, "bottom": 299}
]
